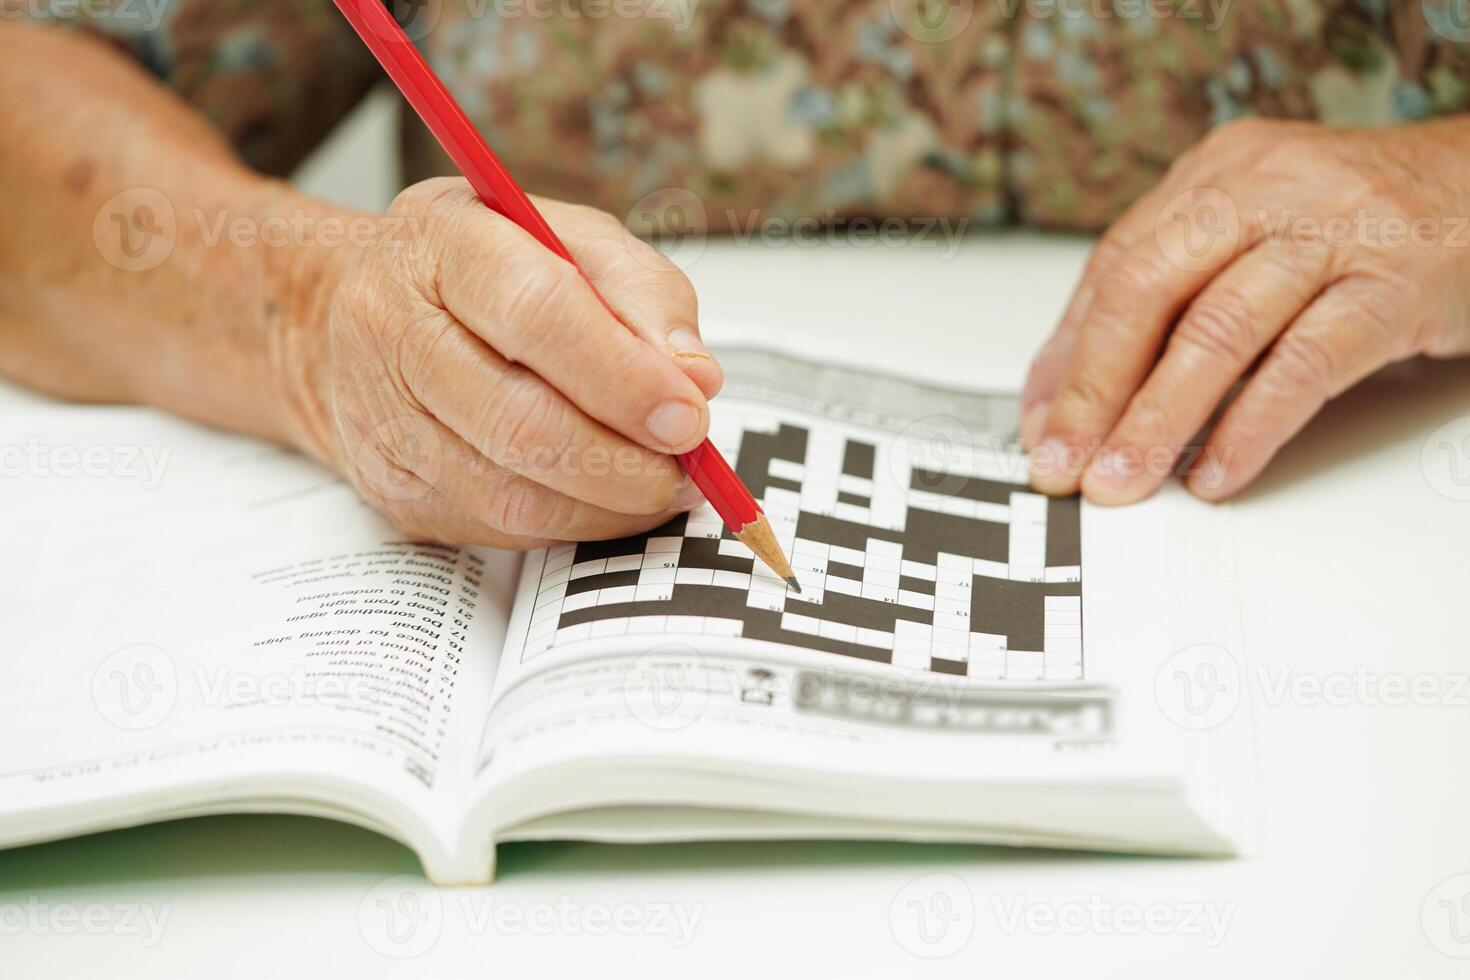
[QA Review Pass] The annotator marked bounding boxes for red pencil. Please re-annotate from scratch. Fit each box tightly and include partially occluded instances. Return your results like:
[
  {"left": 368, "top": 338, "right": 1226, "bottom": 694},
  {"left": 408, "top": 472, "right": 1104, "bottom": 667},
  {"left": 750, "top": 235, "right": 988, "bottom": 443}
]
[{"left": 330, "top": 0, "right": 799, "bottom": 591}]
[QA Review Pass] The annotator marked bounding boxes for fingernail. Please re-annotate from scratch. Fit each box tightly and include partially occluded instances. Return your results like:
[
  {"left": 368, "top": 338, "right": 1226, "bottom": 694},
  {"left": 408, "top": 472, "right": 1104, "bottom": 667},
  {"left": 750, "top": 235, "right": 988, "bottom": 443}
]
[
  {"left": 1084, "top": 448, "right": 1139, "bottom": 497},
  {"left": 667, "top": 327, "right": 711, "bottom": 359},
  {"left": 1020, "top": 401, "right": 1049, "bottom": 449},
  {"left": 646, "top": 400, "right": 702, "bottom": 449}
]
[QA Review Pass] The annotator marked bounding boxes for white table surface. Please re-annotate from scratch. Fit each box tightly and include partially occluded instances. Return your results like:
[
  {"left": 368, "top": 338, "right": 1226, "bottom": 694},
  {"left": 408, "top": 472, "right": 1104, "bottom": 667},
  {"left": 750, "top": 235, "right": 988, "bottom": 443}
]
[{"left": 4, "top": 235, "right": 1470, "bottom": 978}]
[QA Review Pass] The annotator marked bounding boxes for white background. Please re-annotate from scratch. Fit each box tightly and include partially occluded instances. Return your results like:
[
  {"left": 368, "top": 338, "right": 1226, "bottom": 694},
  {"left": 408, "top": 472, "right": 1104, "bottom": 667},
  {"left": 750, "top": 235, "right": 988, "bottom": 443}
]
[{"left": 4, "top": 91, "right": 1470, "bottom": 976}]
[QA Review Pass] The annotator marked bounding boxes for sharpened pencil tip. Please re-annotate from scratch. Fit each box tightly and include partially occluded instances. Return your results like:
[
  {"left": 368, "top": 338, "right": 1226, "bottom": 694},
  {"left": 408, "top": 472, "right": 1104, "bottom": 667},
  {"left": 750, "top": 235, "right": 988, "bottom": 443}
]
[{"left": 785, "top": 576, "right": 802, "bottom": 594}]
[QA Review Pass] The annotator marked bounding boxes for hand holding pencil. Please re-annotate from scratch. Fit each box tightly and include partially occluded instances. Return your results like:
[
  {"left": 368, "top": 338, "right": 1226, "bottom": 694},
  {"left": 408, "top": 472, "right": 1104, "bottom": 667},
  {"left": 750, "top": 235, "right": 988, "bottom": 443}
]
[
  {"left": 320, "top": 0, "right": 799, "bottom": 586},
  {"left": 305, "top": 184, "right": 717, "bottom": 545}
]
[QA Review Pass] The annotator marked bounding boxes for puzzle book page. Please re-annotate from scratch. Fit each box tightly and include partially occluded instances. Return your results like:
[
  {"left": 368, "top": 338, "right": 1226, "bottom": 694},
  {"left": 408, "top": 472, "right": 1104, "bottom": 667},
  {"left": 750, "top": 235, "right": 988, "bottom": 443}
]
[
  {"left": 477, "top": 348, "right": 1249, "bottom": 839},
  {"left": 504, "top": 348, "right": 1085, "bottom": 683}
]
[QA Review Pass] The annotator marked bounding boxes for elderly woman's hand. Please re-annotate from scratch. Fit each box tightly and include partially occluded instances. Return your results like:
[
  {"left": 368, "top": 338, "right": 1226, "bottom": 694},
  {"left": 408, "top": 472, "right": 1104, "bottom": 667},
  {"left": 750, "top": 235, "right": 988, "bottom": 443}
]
[
  {"left": 0, "top": 25, "right": 720, "bottom": 551},
  {"left": 1021, "top": 116, "right": 1470, "bottom": 504},
  {"left": 289, "top": 179, "right": 722, "bottom": 548}
]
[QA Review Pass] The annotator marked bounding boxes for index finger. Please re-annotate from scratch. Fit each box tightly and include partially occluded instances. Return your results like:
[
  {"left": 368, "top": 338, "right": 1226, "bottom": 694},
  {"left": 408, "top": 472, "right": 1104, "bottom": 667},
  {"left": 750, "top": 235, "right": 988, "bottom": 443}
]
[
  {"left": 537, "top": 197, "right": 724, "bottom": 400},
  {"left": 1021, "top": 150, "right": 1215, "bottom": 447},
  {"left": 424, "top": 186, "right": 715, "bottom": 456},
  {"left": 1029, "top": 185, "right": 1256, "bottom": 495}
]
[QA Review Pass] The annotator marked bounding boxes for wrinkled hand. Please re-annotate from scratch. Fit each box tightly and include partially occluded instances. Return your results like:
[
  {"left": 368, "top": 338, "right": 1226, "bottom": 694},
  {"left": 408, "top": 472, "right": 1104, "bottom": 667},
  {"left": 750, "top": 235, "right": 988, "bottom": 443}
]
[
  {"left": 1021, "top": 117, "right": 1470, "bottom": 504},
  {"left": 295, "top": 179, "right": 721, "bottom": 547}
]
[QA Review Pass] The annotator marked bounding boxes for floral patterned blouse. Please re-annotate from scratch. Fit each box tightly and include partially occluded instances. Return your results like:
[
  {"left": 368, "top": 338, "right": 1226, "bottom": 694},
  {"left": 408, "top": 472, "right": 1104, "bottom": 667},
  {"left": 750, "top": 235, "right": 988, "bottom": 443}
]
[{"left": 21, "top": 0, "right": 1470, "bottom": 230}]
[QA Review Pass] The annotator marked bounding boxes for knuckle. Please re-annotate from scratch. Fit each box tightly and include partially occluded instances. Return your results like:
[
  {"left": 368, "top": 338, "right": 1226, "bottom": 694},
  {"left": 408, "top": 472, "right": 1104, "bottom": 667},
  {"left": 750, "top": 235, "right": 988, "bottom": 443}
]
[
  {"left": 1207, "top": 116, "right": 1272, "bottom": 149},
  {"left": 388, "top": 177, "right": 469, "bottom": 218},
  {"left": 1348, "top": 286, "right": 1403, "bottom": 347},
  {"left": 372, "top": 431, "right": 417, "bottom": 473},
  {"left": 486, "top": 478, "right": 559, "bottom": 537},
  {"left": 1218, "top": 404, "right": 1272, "bottom": 451},
  {"left": 1254, "top": 138, "right": 1310, "bottom": 176},
  {"left": 1081, "top": 246, "right": 1120, "bottom": 287},
  {"left": 617, "top": 225, "right": 691, "bottom": 274},
  {"left": 1118, "top": 392, "right": 1174, "bottom": 445},
  {"left": 479, "top": 372, "right": 569, "bottom": 463},
  {"left": 1103, "top": 252, "right": 1168, "bottom": 300},
  {"left": 629, "top": 261, "right": 699, "bottom": 311},
  {"left": 1052, "top": 369, "right": 1111, "bottom": 425},
  {"left": 394, "top": 314, "right": 457, "bottom": 398},
  {"left": 496, "top": 258, "right": 577, "bottom": 344},
  {"left": 665, "top": 268, "right": 700, "bottom": 315},
  {"left": 1270, "top": 330, "right": 1337, "bottom": 395},
  {"left": 1175, "top": 292, "right": 1258, "bottom": 362},
  {"left": 571, "top": 204, "right": 627, "bottom": 235},
  {"left": 1081, "top": 305, "right": 1136, "bottom": 352},
  {"left": 607, "top": 334, "right": 662, "bottom": 386},
  {"left": 1087, "top": 226, "right": 1134, "bottom": 274}
]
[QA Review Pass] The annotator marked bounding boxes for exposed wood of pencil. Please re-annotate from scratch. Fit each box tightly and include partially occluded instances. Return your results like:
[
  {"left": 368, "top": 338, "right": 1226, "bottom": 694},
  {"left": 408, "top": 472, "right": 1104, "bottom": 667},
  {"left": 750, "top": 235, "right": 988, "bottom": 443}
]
[{"left": 734, "top": 513, "right": 802, "bottom": 594}]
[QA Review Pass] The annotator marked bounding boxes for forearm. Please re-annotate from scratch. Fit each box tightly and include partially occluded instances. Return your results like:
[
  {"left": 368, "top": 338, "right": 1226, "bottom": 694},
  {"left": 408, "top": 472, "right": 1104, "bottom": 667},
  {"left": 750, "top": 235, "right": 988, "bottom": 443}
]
[{"left": 0, "top": 21, "right": 352, "bottom": 455}]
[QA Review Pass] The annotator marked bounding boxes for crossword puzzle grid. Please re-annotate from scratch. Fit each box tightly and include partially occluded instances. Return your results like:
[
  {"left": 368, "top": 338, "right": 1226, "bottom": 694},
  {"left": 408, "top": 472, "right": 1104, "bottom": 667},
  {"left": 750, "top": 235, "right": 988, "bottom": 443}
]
[{"left": 522, "top": 410, "right": 1083, "bottom": 680}]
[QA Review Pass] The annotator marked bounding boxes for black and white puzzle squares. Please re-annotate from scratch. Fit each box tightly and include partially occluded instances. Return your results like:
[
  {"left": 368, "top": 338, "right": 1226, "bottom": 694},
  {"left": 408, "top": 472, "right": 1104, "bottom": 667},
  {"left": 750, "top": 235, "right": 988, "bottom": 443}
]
[{"left": 521, "top": 358, "right": 1085, "bottom": 682}]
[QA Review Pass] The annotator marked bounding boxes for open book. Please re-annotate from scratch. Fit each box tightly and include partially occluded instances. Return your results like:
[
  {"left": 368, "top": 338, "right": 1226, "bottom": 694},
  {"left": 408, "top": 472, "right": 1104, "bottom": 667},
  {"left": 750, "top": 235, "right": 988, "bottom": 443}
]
[{"left": 0, "top": 347, "right": 1253, "bottom": 884}]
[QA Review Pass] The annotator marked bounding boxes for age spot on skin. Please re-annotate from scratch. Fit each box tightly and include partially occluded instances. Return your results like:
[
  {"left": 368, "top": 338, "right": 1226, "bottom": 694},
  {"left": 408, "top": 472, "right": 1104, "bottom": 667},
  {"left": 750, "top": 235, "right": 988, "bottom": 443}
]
[{"left": 63, "top": 159, "right": 96, "bottom": 196}]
